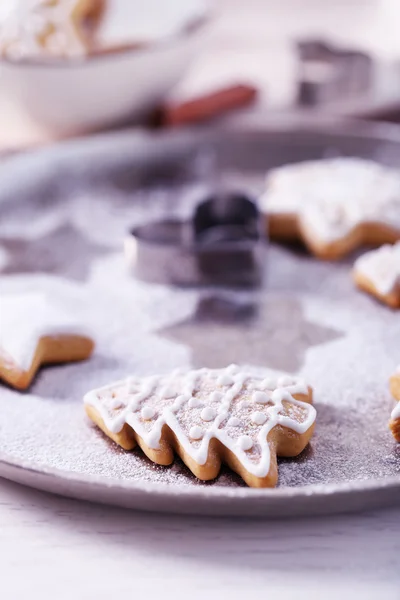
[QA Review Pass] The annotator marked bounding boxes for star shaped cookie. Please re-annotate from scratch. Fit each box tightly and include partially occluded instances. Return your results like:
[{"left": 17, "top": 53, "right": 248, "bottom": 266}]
[
  {"left": 84, "top": 365, "right": 316, "bottom": 488},
  {"left": 390, "top": 368, "right": 400, "bottom": 442},
  {"left": 354, "top": 242, "right": 400, "bottom": 309},
  {"left": 260, "top": 158, "right": 400, "bottom": 260},
  {"left": 0, "top": 292, "right": 94, "bottom": 390}
]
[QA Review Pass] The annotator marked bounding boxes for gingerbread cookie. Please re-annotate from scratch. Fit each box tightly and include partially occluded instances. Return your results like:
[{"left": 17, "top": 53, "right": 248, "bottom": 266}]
[
  {"left": 260, "top": 158, "right": 400, "bottom": 260},
  {"left": 0, "top": 292, "right": 94, "bottom": 390},
  {"left": 353, "top": 242, "right": 400, "bottom": 308},
  {"left": 0, "top": 0, "right": 105, "bottom": 59},
  {"left": 390, "top": 368, "right": 400, "bottom": 442},
  {"left": 84, "top": 365, "right": 316, "bottom": 488}
]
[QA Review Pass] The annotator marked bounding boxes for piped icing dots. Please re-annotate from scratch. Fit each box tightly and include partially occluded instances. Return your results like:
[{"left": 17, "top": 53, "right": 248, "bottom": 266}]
[
  {"left": 141, "top": 406, "right": 155, "bottom": 421},
  {"left": 189, "top": 426, "right": 204, "bottom": 440},
  {"left": 201, "top": 407, "right": 216, "bottom": 422},
  {"left": 188, "top": 397, "right": 202, "bottom": 408},
  {"left": 109, "top": 397, "right": 125, "bottom": 411},
  {"left": 238, "top": 435, "right": 253, "bottom": 451},
  {"left": 354, "top": 242, "right": 400, "bottom": 295},
  {"left": 253, "top": 391, "right": 270, "bottom": 404},
  {"left": 251, "top": 411, "right": 267, "bottom": 425},
  {"left": 84, "top": 366, "right": 315, "bottom": 479},
  {"left": 227, "top": 417, "right": 241, "bottom": 427},
  {"left": 261, "top": 158, "right": 400, "bottom": 242}
]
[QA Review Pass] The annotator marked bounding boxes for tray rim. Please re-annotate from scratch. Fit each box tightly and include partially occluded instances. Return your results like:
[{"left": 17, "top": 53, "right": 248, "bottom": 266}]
[{"left": 1, "top": 451, "right": 400, "bottom": 517}]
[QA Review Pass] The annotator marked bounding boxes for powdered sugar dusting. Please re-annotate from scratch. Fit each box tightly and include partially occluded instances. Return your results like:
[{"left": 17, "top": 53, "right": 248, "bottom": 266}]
[{"left": 0, "top": 131, "right": 399, "bottom": 496}]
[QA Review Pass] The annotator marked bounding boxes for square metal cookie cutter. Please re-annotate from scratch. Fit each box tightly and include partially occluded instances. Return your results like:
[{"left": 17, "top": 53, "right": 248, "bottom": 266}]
[
  {"left": 125, "top": 192, "right": 266, "bottom": 287},
  {"left": 295, "top": 38, "right": 372, "bottom": 106}
]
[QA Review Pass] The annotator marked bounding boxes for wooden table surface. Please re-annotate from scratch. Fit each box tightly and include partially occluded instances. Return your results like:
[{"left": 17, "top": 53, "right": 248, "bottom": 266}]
[{"left": 1, "top": 2, "right": 400, "bottom": 597}]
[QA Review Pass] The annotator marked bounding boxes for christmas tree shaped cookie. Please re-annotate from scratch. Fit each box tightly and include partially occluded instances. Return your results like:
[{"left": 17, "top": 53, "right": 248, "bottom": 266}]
[{"left": 84, "top": 365, "right": 316, "bottom": 488}]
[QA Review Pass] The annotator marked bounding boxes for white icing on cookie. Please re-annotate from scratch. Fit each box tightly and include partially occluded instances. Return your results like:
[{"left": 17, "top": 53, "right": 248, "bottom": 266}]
[
  {"left": 125, "top": 377, "right": 137, "bottom": 394},
  {"left": 109, "top": 397, "right": 125, "bottom": 411},
  {"left": 189, "top": 426, "right": 204, "bottom": 440},
  {"left": 216, "top": 373, "right": 234, "bottom": 386},
  {"left": 238, "top": 435, "right": 253, "bottom": 451},
  {"left": 0, "top": 292, "right": 92, "bottom": 372},
  {"left": 201, "top": 407, "right": 216, "bottom": 422},
  {"left": 141, "top": 406, "right": 155, "bottom": 420},
  {"left": 261, "top": 158, "right": 400, "bottom": 242},
  {"left": 253, "top": 391, "right": 270, "bottom": 404},
  {"left": 354, "top": 242, "right": 400, "bottom": 295},
  {"left": 188, "top": 397, "right": 202, "bottom": 408},
  {"left": 261, "top": 378, "right": 278, "bottom": 390},
  {"left": 84, "top": 366, "right": 315, "bottom": 479},
  {"left": 251, "top": 411, "right": 267, "bottom": 425},
  {"left": 277, "top": 375, "right": 295, "bottom": 387}
]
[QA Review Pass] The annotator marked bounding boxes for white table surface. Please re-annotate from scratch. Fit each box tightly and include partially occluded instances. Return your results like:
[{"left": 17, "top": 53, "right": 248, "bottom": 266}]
[
  {"left": 0, "top": 476, "right": 399, "bottom": 599},
  {"left": 1, "top": 1, "right": 400, "bottom": 597}
]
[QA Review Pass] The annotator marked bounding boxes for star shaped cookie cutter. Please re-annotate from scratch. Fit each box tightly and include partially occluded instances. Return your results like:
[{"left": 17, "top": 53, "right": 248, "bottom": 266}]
[{"left": 125, "top": 192, "right": 266, "bottom": 287}]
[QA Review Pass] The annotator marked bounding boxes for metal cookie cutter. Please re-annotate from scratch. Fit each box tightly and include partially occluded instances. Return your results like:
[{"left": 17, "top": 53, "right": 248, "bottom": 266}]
[
  {"left": 125, "top": 192, "right": 266, "bottom": 287},
  {"left": 295, "top": 39, "right": 372, "bottom": 106}
]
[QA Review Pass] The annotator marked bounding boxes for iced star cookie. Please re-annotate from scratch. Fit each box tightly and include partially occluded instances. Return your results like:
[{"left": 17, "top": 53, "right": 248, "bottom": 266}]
[
  {"left": 353, "top": 242, "right": 400, "bottom": 308},
  {"left": 0, "top": 292, "right": 94, "bottom": 390},
  {"left": 390, "top": 368, "right": 400, "bottom": 442},
  {"left": 84, "top": 365, "right": 316, "bottom": 488},
  {"left": 260, "top": 158, "right": 400, "bottom": 260}
]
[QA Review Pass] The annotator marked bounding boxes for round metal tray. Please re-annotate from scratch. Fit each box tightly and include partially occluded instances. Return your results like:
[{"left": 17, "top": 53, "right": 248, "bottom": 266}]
[{"left": 0, "top": 115, "right": 399, "bottom": 517}]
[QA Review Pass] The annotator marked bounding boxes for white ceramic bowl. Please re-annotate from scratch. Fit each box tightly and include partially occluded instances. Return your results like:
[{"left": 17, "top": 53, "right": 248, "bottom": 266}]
[{"left": 0, "top": 0, "right": 210, "bottom": 134}]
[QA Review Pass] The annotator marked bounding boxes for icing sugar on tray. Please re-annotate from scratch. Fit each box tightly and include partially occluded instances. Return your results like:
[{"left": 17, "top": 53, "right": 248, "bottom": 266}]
[{"left": 0, "top": 140, "right": 399, "bottom": 492}]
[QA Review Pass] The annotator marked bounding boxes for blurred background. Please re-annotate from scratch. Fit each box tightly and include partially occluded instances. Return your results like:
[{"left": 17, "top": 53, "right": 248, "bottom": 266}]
[{"left": 2, "top": 0, "right": 400, "bottom": 151}]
